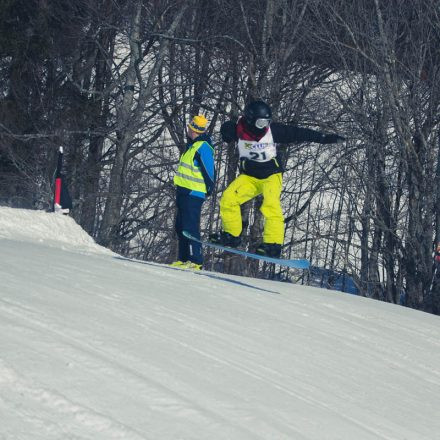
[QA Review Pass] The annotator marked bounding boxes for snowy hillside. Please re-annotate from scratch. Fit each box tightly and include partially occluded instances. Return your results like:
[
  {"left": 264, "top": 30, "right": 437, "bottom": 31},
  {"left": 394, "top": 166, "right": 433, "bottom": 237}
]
[{"left": 0, "top": 207, "right": 439, "bottom": 440}]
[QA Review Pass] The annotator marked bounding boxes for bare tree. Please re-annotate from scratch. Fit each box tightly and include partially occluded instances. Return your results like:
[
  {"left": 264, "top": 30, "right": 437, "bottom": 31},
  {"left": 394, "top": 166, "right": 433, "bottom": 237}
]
[{"left": 98, "top": 1, "right": 188, "bottom": 249}]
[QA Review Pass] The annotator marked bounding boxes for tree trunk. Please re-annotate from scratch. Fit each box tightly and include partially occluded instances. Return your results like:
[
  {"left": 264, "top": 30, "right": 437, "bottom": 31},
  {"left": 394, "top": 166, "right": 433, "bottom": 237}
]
[{"left": 99, "top": 2, "right": 187, "bottom": 249}]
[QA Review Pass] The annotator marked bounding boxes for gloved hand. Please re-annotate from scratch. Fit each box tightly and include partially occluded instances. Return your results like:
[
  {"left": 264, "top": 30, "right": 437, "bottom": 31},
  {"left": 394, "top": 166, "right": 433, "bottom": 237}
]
[{"left": 321, "top": 133, "right": 346, "bottom": 144}]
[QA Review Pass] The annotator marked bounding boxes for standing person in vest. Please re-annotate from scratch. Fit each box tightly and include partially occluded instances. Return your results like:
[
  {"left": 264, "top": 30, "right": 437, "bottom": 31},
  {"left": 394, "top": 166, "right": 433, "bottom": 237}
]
[
  {"left": 210, "top": 100, "right": 345, "bottom": 258},
  {"left": 172, "top": 115, "right": 215, "bottom": 270}
]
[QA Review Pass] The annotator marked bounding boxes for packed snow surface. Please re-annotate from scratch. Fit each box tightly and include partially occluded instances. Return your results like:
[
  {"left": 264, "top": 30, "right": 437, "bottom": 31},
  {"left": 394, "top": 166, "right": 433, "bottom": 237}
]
[{"left": 0, "top": 207, "right": 439, "bottom": 439}]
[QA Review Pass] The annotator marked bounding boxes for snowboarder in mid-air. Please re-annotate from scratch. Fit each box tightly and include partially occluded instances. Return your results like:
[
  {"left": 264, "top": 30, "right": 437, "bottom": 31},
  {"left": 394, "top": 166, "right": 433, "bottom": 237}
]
[{"left": 210, "top": 100, "right": 345, "bottom": 258}]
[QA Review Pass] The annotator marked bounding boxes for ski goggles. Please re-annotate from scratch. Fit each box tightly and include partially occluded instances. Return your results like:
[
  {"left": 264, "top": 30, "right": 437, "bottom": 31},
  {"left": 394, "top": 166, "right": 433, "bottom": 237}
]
[{"left": 255, "top": 118, "right": 271, "bottom": 129}]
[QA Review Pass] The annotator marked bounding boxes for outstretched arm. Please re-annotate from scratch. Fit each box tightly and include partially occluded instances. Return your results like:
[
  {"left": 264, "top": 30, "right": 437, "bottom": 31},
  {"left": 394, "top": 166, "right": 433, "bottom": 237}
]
[{"left": 271, "top": 122, "right": 345, "bottom": 144}]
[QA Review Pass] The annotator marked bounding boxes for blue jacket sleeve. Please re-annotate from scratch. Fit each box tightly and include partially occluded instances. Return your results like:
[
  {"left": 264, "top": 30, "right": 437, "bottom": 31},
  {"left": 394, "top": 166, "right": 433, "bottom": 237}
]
[{"left": 194, "top": 142, "right": 215, "bottom": 195}]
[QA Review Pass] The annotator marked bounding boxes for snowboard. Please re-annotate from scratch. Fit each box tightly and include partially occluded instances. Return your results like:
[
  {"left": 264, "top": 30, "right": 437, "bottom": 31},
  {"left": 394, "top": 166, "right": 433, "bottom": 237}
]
[{"left": 183, "top": 231, "right": 310, "bottom": 269}]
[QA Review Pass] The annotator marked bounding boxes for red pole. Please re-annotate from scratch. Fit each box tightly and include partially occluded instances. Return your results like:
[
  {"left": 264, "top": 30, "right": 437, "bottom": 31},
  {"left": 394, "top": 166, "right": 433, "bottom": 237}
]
[
  {"left": 54, "top": 177, "right": 62, "bottom": 205},
  {"left": 435, "top": 244, "right": 440, "bottom": 263}
]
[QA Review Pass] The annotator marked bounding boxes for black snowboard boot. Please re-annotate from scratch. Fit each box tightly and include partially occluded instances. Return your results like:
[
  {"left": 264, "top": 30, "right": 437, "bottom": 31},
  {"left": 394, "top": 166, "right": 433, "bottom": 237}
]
[
  {"left": 209, "top": 231, "right": 241, "bottom": 248},
  {"left": 256, "top": 243, "right": 282, "bottom": 258}
]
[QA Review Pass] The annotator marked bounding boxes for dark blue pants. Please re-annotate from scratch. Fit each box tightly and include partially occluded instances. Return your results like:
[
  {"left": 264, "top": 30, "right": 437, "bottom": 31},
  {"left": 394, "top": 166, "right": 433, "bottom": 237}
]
[{"left": 175, "top": 191, "right": 204, "bottom": 265}]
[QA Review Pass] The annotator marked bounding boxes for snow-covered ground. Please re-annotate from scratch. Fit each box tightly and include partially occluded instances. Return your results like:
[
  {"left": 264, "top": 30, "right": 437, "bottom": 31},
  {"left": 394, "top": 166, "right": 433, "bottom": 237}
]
[{"left": 0, "top": 207, "right": 439, "bottom": 440}]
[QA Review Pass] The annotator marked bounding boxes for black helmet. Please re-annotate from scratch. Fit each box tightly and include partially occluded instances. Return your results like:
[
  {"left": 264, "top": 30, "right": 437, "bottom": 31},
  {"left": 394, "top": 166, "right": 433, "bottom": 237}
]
[{"left": 244, "top": 100, "right": 272, "bottom": 130}]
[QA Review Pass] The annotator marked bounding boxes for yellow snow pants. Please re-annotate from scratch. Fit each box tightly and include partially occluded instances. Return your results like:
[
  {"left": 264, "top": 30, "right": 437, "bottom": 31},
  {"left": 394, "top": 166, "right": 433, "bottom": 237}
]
[{"left": 219, "top": 173, "right": 284, "bottom": 244}]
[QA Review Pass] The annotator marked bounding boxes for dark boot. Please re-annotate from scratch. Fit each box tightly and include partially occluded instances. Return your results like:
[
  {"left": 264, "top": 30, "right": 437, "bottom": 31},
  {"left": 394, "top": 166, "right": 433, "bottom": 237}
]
[
  {"left": 256, "top": 243, "right": 282, "bottom": 258},
  {"left": 209, "top": 231, "right": 241, "bottom": 247}
]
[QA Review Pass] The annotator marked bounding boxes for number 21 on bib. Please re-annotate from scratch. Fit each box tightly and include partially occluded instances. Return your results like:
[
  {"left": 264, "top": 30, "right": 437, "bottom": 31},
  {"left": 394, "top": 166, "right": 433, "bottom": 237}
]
[{"left": 237, "top": 127, "right": 277, "bottom": 162}]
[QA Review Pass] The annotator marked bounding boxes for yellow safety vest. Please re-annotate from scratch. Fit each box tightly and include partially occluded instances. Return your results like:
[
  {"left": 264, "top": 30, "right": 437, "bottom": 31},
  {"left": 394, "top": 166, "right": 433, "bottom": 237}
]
[{"left": 173, "top": 141, "right": 212, "bottom": 193}]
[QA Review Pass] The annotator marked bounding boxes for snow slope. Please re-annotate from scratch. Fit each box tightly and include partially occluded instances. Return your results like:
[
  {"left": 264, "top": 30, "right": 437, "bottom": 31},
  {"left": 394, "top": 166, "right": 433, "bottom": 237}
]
[{"left": 0, "top": 207, "right": 439, "bottom": 440}]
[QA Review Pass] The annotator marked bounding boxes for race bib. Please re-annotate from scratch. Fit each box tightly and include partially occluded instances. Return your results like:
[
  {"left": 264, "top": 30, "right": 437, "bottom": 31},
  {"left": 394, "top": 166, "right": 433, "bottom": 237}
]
[{"left": 237, "top": 127, "right": 277, "bottom": 162}]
